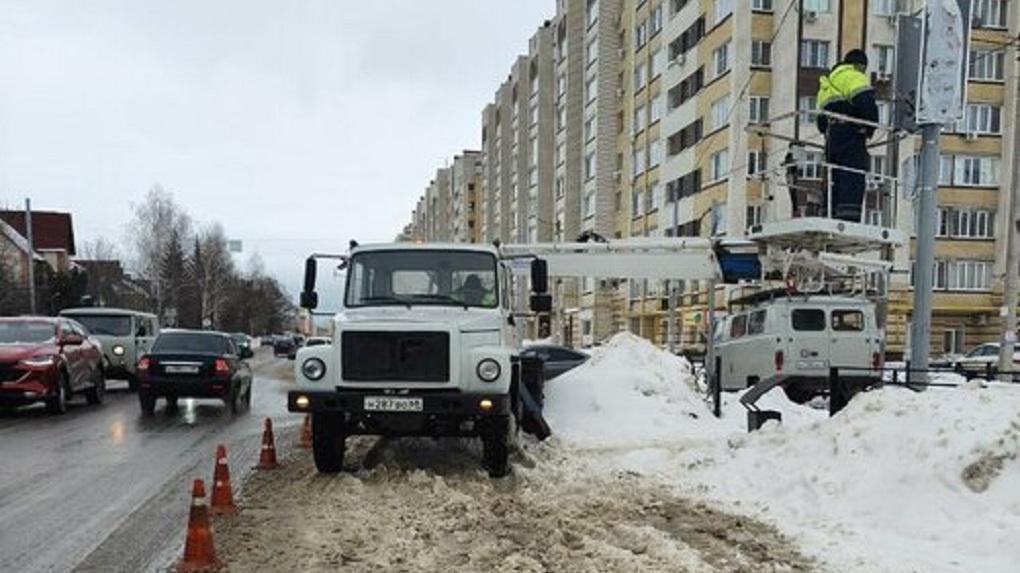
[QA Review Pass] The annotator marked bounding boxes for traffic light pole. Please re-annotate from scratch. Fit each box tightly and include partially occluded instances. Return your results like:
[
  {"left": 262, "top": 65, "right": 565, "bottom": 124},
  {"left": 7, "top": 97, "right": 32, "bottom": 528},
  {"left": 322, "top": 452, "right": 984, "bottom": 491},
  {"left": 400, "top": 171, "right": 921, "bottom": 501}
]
[
  {"left": 908, "top": 125, "right": 940, "bottom": 386},
  {"left": 997, "top": 40, "right": 1020, "bottom": 379}
]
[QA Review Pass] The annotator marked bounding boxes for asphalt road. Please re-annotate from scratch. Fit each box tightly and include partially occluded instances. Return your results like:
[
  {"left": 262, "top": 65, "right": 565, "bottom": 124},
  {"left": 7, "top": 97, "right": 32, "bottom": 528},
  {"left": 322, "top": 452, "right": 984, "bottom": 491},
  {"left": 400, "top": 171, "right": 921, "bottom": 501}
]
[{"left": 0, "top": 348, "right": 299, "bottom": 573}]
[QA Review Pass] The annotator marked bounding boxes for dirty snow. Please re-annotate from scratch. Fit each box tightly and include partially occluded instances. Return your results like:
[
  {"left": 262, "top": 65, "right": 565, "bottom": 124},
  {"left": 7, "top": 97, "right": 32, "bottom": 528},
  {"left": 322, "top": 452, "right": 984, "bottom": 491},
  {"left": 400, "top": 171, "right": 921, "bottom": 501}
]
[{"left": 209, "top": 332, "right": 1020, "bottom": 573}]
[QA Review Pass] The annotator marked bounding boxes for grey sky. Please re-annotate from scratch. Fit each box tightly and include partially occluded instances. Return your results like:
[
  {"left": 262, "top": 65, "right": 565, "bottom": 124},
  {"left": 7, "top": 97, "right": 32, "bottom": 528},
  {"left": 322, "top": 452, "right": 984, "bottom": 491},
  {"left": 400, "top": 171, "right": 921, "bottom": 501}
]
[{"left": 0, "top": 0, "right": 552, "bottom": 297}]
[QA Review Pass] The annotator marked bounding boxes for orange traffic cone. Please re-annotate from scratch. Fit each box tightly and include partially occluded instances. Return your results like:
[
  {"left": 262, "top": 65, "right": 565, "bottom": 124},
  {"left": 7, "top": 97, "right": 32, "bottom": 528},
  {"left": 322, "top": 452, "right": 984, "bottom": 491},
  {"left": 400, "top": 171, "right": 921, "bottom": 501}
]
[
  {"left": 298, "top": 414, "right": 312, "bottom": 449},
  {"left": 210, "top": 444, "right": 236, "bottom": 515},
  {"left": 176, "top": 478, "right": 223, "bottom": 572},
  {"left": 255, "top": 417, "right": 278, "bottom": 470}
]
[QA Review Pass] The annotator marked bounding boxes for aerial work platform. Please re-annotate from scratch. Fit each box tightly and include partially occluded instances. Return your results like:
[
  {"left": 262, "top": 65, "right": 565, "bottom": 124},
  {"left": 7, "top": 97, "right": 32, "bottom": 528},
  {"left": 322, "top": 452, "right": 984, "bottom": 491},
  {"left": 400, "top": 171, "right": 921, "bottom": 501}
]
[{"left": 747, "top": 216, "right": 905, "bottom": 254}]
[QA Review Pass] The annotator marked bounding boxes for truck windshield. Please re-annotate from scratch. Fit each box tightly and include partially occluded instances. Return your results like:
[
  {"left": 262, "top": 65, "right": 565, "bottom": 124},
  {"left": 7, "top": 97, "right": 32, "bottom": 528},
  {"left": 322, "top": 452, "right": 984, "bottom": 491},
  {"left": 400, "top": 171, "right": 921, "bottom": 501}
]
[{"left": 345, "top": 250, "right": 498, "bottom": 309}]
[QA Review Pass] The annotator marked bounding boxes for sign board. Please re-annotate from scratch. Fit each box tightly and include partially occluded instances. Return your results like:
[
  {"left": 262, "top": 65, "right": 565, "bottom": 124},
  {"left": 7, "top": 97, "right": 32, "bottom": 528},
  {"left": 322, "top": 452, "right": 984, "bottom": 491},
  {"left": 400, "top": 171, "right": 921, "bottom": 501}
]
[
  {"left": 228, "top": 239, "right": 243, "bottom": 253},
  {"left": 916, "top": 0, "right": 971, "bottom": 124},
  {"left": 893, "top": 13, "right": 923, "bottom": 133}
]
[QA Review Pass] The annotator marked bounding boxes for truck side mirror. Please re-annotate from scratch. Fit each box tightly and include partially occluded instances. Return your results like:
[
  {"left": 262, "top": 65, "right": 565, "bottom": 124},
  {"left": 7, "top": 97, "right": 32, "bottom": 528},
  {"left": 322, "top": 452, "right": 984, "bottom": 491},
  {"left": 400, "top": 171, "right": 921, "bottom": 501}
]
[
  {"left": 530, "top": 294, "right": 552, "bottom": 313},
  {"left": 531, "top": 259, "right": 548, "bottom": 294},
  {"left": 301, "top": 257, "right": 319, "bottom": 310}
]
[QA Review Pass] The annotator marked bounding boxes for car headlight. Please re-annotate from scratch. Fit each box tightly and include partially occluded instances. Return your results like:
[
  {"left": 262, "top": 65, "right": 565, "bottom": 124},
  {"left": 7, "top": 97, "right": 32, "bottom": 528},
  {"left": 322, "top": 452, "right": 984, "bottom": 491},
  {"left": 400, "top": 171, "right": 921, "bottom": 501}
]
[
  {"left": 301, "top": 358, "right": 326, "bottom": 381},
  {"left": 20, "top": 355, "right": 55, "bottom": 368},
  {"left": 476, "top": 358, "right": 501, "bottom": 382},
  {"left": 112, "top": 345, "right": 125, "bottom": 356}
]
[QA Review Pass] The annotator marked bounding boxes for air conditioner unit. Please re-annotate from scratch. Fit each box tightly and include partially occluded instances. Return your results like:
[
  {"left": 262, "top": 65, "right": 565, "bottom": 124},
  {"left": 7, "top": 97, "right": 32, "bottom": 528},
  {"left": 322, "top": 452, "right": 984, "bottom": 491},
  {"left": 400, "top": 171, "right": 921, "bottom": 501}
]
[{"left": 804, "top": 10, "right": 818, "bottom": 22}]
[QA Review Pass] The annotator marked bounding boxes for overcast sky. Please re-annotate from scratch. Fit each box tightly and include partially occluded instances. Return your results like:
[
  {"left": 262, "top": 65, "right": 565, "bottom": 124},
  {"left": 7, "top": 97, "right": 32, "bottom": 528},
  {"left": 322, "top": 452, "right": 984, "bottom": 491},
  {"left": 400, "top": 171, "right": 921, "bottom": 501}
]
[{"left": 0, "top": 0, "right": 552, "bottom": 298}]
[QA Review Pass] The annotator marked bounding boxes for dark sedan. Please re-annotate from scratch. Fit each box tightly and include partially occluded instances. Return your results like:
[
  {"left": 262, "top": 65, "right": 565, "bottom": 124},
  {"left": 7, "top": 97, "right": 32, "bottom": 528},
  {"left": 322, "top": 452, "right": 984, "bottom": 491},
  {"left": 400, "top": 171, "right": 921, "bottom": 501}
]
[
  {"left": 135, "top": 329, "right": 253, "bottom": 415},
  {"left": 0, "top": 316, "right": 106, "bottom": 414},
  {"left": 520, "top": 344, "right": 590, "bottom": 380}
]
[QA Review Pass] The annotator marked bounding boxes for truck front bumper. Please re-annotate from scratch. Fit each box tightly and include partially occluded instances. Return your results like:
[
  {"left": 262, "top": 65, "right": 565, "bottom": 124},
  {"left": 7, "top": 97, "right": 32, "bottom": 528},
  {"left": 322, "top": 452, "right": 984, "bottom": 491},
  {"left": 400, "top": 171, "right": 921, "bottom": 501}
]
[{"left": 287, "top": 389, "right": 511, "bottom": 416}]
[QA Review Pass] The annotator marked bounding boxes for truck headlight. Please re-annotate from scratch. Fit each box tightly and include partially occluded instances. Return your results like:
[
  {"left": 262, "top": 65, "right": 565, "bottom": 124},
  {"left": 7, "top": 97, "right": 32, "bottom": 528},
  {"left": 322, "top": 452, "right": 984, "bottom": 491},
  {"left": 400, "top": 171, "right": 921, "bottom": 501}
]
[
  {"left": 476, "top": 358, "right": 501, "bottom": 382},
  {"left": 301, "top": 358, "right": 326, "bottom": 381},
  {"left": 112, "top": 345, "right": 125, "bottom": 356}
]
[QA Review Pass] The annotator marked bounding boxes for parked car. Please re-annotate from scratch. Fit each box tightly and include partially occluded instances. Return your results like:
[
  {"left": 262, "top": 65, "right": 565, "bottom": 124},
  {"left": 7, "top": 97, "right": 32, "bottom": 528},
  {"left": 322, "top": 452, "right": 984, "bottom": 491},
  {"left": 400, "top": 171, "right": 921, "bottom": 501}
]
[
  {"left": 0, "top": 316, "right": 106, "bottom": 414},
  {"left": 273, "top": 335, "right": 298, "bottom": 357},
  {"left": 520, "top": 344, "right": 590, "bottom": 380},
  {"left": 230, "top": 332, "right": 252, "bottom": 353},
  {"left": 135, "top": 329, "right": 253, "bottom": 415},
  {"left": 951, "top": 342, "right": 1020, "bottom": 380}
]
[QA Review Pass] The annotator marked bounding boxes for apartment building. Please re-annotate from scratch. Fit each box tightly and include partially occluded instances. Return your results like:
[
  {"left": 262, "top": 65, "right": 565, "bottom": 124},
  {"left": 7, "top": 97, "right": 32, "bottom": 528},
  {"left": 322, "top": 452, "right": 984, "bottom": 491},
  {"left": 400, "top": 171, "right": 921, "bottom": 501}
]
[{"left": 408, "top": 0, "right": 1018, "bottom": 357}]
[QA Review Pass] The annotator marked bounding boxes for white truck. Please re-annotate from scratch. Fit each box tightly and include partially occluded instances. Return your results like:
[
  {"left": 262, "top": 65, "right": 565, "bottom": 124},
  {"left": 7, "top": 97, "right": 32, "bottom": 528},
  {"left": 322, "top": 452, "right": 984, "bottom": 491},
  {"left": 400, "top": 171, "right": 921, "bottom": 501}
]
[{"left": 288, "top": 241, "right": 550, "bottom": 477}]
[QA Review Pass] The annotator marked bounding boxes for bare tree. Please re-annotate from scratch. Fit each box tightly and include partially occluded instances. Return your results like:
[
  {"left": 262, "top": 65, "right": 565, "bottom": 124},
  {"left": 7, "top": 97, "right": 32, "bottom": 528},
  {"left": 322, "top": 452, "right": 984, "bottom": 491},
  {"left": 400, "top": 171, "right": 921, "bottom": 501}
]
[
  {"left": 79, "top": 237, "right": 120, "bottom": 261},
  {"left": 190, "top": 222, "right": 234, "bottom": 329},
  {"left": 125, "top": 185, "right": 192, "bottom": 316}
]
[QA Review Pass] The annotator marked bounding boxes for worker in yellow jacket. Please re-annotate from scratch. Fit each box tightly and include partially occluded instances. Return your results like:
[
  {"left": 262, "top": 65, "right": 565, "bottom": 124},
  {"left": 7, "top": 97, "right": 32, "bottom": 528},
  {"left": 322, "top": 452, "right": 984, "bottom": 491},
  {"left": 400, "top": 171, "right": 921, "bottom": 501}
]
[{"left": 816, "top": 49, "right": 879, "bottom": 222}]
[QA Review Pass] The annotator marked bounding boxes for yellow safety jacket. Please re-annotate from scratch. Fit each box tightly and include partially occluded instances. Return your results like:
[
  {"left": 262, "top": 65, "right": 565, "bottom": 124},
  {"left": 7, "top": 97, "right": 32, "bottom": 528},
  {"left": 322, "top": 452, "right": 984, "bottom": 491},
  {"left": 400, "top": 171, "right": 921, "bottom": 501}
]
[{"left": 816, "top": 63, "right": 873, "bottom": 110}]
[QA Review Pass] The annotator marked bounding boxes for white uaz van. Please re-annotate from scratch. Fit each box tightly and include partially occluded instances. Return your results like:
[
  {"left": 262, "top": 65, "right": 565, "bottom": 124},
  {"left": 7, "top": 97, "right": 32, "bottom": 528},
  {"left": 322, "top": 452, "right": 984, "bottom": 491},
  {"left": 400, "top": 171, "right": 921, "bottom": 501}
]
[
  {"left": 59, "top": 307, "right": 160, "bottom": 390},
  {"left": 713, "top": 292, "right": 883, "bottom": 403}
]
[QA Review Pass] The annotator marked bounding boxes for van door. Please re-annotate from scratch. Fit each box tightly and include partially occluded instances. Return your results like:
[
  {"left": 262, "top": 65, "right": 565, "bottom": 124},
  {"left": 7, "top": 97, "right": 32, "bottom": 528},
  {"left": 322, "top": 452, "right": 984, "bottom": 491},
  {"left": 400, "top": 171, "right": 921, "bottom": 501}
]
[
  {"left": 828, "top": 307, "right": 874, "bottom": 375},
  {"left": 786, "top": 307, "right": 829, "bottom": 377},
  {"left": 135, "top": 316, "right": 157, "bottom": 357}
]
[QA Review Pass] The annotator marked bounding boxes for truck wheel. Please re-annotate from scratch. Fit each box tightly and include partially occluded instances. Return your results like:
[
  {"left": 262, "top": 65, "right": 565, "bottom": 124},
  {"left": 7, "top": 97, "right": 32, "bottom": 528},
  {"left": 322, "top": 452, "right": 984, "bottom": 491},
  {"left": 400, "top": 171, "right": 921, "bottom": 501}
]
[
  {"left": 482, "top": 415, "right": 511, "bottom": 478},
  {"left": 311, "top": 413, "right": 346, "bottom": 473}
]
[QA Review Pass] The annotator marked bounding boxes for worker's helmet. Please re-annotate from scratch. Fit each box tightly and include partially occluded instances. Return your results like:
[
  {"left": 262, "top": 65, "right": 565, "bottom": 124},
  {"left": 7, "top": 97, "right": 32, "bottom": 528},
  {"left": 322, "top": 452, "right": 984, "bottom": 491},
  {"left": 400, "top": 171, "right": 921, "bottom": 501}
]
[{"left": 842, "top": 49, "right": 869, "bottom": 68}]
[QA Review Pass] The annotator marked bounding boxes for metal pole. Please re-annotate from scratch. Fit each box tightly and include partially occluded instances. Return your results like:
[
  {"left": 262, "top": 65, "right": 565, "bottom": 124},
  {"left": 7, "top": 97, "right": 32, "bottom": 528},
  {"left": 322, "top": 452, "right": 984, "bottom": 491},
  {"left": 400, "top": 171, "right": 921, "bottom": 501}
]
[
  {"left": 908, "top": 124, "right": 940, "bottom": 386},
  {"left": 25, "top": 198, "right": 36, "bottom": 314},
  {"left": 997, "top": 40, "right": 1020, "bottom": 380},
  {"left": 667, "top": 195, "right": 679, "bottom": 353}
]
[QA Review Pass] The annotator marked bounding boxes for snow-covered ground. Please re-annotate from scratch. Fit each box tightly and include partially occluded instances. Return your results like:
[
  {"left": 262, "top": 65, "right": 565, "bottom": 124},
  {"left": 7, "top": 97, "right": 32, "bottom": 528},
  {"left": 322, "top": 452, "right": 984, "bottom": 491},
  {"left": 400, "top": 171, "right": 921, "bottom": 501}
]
[{"left": 212, "top": 332, "right": 1020, "bottom": 572}]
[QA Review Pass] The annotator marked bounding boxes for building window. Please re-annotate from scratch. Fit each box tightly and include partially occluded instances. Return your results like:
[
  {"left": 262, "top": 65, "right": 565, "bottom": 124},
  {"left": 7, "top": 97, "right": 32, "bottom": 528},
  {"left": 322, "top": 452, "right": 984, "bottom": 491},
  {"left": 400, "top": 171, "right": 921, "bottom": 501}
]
[
  {"left": 584, "top": 191, "right": 596, "bottom": 218},
  {"left": 752, "top": 0, "right": 773, "bottom": 10},
  {"left": 650, "top": 4, "right": 664, "bottom": 35},
  {"left": 972, "top": 0, "right": 1008, "bottom": 28},
  {"left": 586, "top": 76, "right": 598, "bottom": 103},
  {"left": 953, "top": 155, "right": 1000, "bottom": 187},
  {"left": 956, "top": 103, "right": 1002, "bottom": 134},
  {"left": 584, "top": 152, "right": 596, "bottom": 180},
  {"left": 748, "top": 150, "right": 766, "bottom": 176},
  {"left": 710, "top": 149, "right": 729, "bottom": 182},
  {"left": 712, "top": 42, "right": 731, "bottom": 78},
  {"left": 751, "top": 40, "right": 772, "bottom": 67},
  {"left": 941, "top": 260, "right": 992, "bottom": 291},
  {"left": 650, "top": 48, "right": 665, "bottom": 78},
  {"left": 650, "top": 93, "right": 665, "bottom": 124},
  {"left": 873, "top": 44, "right": 895, "bottom": 76},
  {"left": 632, "top": 188, "right": 643, "bottom": 216},
  {"left": 633, "top": 104, "right": 646, "bottom": 135},
  {"left": 749, "top": 95, "right": 770, "bottom": 123},
  {"left": 871, "top": 0, "right": 904, "bottom": 16},
  {"left": 969, "top": 49, "right": 1004, "bottom": 80},
  {"left": 800, "top": 40, "right": 830, "bottom": 68},
  {"left": 798, "top": 95, "right": 818, "bottom": 127},
  {"left": 943, "top": 327, "right": 965, "bottom": 355},
  {"left": 586, "top": 0, "right": 599, "bottom": 27},
  {"left": 633, "top": 62, "right": 647, "bottom": 91},
  {"left": 802, "top": 151, "right": 823, "bottom": 180},
  {"left": 802, "top": 0, "right": 832, "bottom": 12},
  {"left": 586, "top": 38, "right": 599, "bottom": 66},
  {"left": 633, "top": 148, "right": 646, "bottom": 176},
  {"left": 635, "top": 19, "right": 647, "bottom": 49},
  {"left": 710, "top": 95, "right": 730, "bottom": 131},
  {"left": 746, "top": 204, "right": 764, "bottom": 226},
  {"left": 712, "top": 0, "right": 733, "bottom": 25},
  {"left": 585, "top": 116, "right": 597, "bottom": 141},
  {"left": 649, "top": 138, "right": 663, "bottom": 168},
  {"left": 938, "top": 207, "right": 995, "bottom": 238}
]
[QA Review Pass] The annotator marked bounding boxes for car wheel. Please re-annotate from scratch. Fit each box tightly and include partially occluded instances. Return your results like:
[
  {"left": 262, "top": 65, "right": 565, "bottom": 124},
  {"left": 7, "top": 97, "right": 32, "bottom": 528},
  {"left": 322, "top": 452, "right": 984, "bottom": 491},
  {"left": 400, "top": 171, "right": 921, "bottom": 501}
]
[
  {"left": 165, "top": 396, "right": 179, "bottom": 415},
  {"left": 127, "top": 374, "right": 140, "bottom": 392},
  {"left": 85, "top": 367, "right": 106, "bottom": 405},
  {"left": 227, "top": 385, "right": 240, "bottom": 414},
  {"left": 243, "top": 382, "right": 253, "bottom": 407},
  {"left": 46, "top": 372, "right": 70, "bottom": 415},
  {"left": 481, "top": 415, "right": 512, "bottom": 478},
  {"left": 311, "top": 413, "right": 346, "bottom": 473},
  {"left": 139, "top": 392, "right": 156, "bottom": 415}
]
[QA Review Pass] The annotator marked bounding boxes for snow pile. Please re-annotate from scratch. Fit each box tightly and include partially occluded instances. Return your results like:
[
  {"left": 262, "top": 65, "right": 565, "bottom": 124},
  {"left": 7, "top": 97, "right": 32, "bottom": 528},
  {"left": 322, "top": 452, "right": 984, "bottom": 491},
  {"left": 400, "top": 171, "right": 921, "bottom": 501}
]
[{"left": 538, "top": 332, "right": 1020, "bottom": 573}]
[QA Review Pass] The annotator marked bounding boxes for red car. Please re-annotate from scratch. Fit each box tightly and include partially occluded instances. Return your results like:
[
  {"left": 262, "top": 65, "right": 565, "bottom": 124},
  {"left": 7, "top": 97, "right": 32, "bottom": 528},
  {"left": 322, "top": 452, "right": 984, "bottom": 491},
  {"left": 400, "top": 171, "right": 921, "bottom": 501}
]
[{"left": 0, "top": 316, "right": 106, "bottom": 414}]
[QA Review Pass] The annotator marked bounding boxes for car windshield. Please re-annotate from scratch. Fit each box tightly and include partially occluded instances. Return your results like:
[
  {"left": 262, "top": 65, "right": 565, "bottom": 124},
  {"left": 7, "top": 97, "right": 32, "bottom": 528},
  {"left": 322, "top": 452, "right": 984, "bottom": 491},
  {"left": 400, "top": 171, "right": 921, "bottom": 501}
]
[
  {"left": 152, "top": 332, "right": 229, "bottom": 354},
  {"left": 64, "top": 314, "right": 133, "bottom": 336},
  {"left": 0, "top": 321, "right": 56, "bottom": 344},
  {"left": 345, "top": 249, "right": 498, "bottom": 309}
]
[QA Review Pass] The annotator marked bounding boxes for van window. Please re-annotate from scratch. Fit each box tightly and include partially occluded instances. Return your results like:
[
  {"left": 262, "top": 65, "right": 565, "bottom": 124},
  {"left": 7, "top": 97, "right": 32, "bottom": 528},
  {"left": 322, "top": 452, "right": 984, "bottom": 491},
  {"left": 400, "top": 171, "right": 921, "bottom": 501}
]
[
  {"left": 791, "top": 309, "right": 826, "bottom": 331},
  {"left": 64, "top": 314, "right": 134, "bottom": 336},
  {"left": 730, "top": 314, "right": 747, "bottom": 338},
  {"left": 747, "top": 309, "right": 766, "bottom": 335},
  {"left": 832, "top": 310, "right": 864, "bottom": 331}
]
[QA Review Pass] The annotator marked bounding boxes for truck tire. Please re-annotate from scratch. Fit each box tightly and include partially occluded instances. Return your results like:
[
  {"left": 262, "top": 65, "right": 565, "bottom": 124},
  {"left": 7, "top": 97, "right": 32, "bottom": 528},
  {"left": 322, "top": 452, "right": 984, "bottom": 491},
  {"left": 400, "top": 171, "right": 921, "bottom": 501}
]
[
  {"left": 481, "top": 415, "right": 511, "bottom": 478},
  {"left": 311, "top": 413, "right": 346, "bottom": 473}
]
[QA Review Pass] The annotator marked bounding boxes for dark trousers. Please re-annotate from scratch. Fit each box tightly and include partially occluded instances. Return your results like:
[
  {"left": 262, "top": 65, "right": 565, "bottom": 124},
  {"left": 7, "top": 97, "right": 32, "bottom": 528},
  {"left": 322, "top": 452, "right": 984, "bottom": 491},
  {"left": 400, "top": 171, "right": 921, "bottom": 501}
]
[{"left": 826, "top": 128, "right": 869, "bottom": 222}]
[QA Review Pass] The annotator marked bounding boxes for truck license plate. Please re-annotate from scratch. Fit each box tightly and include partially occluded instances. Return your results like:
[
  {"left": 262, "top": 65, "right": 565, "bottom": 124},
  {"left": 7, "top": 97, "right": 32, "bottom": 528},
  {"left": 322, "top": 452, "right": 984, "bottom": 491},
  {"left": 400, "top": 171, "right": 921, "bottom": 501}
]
[{"left": 364, "top": 396, "right": 423, "bottom": 412}]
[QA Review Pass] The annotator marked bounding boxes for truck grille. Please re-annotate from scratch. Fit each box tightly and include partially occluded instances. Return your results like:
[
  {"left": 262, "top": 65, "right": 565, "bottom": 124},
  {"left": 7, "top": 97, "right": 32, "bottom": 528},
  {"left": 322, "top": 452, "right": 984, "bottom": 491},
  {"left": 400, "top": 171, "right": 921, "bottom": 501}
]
[{"left": 342, "top": 331, "right": 449, "bottom": 382}]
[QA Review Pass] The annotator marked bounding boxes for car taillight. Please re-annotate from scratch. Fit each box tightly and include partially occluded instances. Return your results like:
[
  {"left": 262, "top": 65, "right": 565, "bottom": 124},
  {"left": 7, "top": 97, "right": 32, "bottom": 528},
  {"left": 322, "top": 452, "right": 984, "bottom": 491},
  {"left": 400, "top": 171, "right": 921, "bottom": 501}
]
[
  {"left": 214, "top": 359, "right": 230, "bottom": 374},
  {"left": 137, "top": 357, "right": 150, "bottom": 371},
  {"left": 774, "top": 350, "right": 784, "bottom": 372}
]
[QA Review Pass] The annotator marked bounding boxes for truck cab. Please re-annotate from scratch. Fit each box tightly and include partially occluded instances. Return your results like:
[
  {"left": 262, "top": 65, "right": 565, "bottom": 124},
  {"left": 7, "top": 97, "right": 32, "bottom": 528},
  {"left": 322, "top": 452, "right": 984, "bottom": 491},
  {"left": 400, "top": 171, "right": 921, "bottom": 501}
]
[{"left": 288, "top": 242, "right": 548, "bottom": 477}]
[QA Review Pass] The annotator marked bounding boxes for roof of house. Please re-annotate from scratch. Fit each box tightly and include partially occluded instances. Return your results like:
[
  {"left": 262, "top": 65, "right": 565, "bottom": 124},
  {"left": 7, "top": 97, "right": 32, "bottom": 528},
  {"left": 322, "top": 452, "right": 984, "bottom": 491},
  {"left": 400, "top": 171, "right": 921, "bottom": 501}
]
[{"left": 0, "top": 210, "right": 76, "bottom": 255}]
